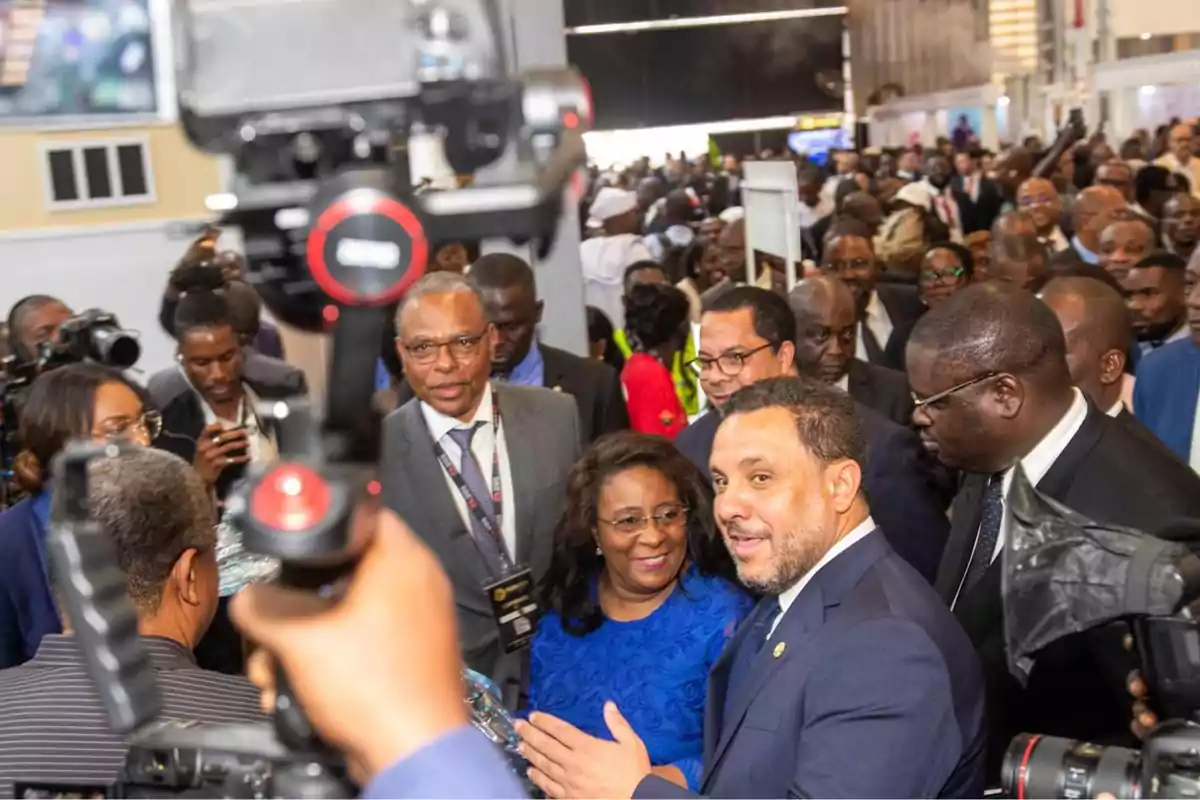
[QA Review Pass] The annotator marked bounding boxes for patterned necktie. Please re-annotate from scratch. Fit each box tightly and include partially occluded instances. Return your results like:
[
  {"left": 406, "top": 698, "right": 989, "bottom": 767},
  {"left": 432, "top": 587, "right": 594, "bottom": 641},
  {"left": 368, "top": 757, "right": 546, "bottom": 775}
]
[
  {"left": 446, "top": 424, "right": 505, "bottom": 572},
  {"left": 962, "top": 473, "right": 1005, "bottom": 595}
]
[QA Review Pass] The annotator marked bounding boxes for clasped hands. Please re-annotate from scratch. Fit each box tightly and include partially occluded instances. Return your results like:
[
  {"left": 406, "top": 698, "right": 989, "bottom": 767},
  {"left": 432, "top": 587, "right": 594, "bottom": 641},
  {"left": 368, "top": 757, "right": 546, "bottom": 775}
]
[{"left": 516, "top": 702, "right": 654, "bottom": 799}]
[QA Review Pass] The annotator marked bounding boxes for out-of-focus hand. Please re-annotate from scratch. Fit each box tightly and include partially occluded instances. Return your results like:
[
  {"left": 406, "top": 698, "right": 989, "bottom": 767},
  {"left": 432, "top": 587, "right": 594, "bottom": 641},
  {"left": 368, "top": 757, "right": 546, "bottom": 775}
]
[
  {"left": 193, "top": 423, "right": 250, "bottom": 486},
  {"left": 230, "top": 506, "right": 468, "bottom": 781},
  {"left": 1125, "top": 633, "right": 1157, "bottom": 740},
  {"left": 516, "top": 702, "right": 650, "bottom": 799}
]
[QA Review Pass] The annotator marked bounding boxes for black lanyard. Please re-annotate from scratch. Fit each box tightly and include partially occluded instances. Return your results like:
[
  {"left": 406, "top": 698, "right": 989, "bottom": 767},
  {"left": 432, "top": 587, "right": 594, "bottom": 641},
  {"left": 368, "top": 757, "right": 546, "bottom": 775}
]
[{"left": 431, "top": 392, "right": 511, "bottom": 572}]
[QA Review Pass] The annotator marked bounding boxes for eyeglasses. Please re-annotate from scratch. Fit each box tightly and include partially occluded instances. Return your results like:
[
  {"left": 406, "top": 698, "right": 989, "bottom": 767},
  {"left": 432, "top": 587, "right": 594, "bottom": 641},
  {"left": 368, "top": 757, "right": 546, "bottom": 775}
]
[
  {"left": 97, "top": 409, "right": 162, "bottom": 442},
  {"left": 597, "top": 504, "right": 689, "bottom": 535},
  {"left": 911, "top": 372, "right": 999, "bottom": 410},
  {"left": 399, "top": 330, "right": 488, "bottom": 364},
  {"left": 919, "top": 266, "right": 967, "bottom": 286},
  {"left": 687, "top": 343, "right": 773, "bottom": 377}
]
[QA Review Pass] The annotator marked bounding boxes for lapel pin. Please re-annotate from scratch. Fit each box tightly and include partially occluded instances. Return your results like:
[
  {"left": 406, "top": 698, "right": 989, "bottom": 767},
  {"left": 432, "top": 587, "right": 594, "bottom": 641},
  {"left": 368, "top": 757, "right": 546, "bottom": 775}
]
[
  {"left": 552, "top": 385, "right": 563, "bottom": 392},
  {"left": 773, "top": 641, "right": 786, "bottom": 658}
]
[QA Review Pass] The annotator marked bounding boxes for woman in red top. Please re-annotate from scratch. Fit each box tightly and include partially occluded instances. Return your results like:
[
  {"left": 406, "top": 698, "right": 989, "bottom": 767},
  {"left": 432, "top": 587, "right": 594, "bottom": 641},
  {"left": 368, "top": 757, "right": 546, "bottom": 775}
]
[{"left": 620, "top": 283, "right": 691, "bottom": 439}]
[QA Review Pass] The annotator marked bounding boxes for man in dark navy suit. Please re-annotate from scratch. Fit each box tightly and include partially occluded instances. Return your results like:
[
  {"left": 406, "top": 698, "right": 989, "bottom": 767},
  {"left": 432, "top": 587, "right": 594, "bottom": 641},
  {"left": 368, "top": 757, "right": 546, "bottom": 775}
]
[
  {"left": 674, "top": 286, "right": 950, "bottom": 582},
  {"left": 517, "top": 376, "right": 986, "bottom": 799}
]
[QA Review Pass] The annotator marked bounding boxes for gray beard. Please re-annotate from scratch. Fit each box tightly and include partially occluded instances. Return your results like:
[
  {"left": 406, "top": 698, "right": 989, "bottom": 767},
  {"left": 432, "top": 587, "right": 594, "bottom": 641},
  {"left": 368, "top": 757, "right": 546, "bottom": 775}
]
[{"left": 732, "top": 529, "right": 830, "bottom": 596}]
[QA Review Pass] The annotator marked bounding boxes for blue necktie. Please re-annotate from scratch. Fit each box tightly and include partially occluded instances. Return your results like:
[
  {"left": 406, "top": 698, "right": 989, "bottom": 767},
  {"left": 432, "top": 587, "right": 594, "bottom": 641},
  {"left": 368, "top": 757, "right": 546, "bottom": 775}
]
[
  {"left": 447, "top": 424, "right": 506, "bottom": 573},
  {"left": 723, "top": 595, "right": 781, "bottom": 721}
]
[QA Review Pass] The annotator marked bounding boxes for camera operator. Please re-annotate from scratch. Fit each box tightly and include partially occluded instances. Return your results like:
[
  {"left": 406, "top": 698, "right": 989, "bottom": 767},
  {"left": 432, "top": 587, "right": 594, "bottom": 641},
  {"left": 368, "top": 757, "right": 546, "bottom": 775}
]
[
  {"left": 230, "top": 507, "right": 524, "bottom": 799},
  {"left": 150, "top": 290, "right": 306, "bottom": 675},
  {"left": 6, "top": 295, "right": 73, "bottom": 362},
  {"left": 0, "top": 364, "right": 156, "bottom": 670},
  {"left": 0, "top": 447, "right": 264, "bottom": 799}
]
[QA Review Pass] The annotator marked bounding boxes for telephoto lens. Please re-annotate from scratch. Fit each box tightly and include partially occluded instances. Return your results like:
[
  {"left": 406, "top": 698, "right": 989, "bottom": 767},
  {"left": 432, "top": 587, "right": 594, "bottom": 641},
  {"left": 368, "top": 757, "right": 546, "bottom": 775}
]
[{"left": 1002, "top": 733, "right": 1141, "bottom": 799}]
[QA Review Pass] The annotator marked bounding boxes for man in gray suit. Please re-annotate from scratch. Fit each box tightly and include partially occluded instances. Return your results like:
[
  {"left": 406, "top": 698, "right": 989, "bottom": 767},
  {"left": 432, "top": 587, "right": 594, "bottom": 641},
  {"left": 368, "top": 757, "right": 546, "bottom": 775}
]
[{"left": 381, "top": 271, "right": 581, "bottom": 708}]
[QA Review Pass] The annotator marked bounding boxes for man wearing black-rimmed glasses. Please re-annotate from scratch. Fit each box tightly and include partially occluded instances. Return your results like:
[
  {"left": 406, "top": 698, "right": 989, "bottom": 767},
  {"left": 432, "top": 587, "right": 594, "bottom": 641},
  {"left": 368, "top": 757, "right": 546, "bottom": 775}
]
[
  {"left": 905, "top": 282, "right": 1200, "bottom": 787},
  {"left": 380, "top": 271, "right": 581, "bottom": 708},
  {"left": 674, "top": 286, "right": 949, "bottom": 583}
]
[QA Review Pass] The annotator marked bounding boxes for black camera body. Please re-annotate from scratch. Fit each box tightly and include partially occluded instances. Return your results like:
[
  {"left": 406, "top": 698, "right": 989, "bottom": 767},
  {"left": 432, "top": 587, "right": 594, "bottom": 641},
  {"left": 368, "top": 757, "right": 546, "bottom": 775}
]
[
  {"left": 998, "top": 469, "right": 1200, "bottom": 798},
  {"left": 0, "top": 309, "right": 139, "bottom": 507}
]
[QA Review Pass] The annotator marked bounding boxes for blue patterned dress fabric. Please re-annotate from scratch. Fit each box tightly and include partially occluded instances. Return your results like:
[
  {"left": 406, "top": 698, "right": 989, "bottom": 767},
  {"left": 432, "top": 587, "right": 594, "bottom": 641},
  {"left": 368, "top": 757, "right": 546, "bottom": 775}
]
[{"left": 527, "top": 566, "right": 752, "bottom": 790}]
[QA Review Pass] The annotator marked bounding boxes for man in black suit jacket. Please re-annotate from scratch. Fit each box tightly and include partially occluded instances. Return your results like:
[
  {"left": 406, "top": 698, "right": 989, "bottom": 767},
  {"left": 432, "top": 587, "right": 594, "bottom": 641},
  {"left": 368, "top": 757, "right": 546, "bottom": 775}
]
[
  {"left": 788, "top": 275, "right": 913, "bottom": 426},
  {"left": 907, "top": 283, "right": 1200, "bottom": 784},
  {"left": 953, "top": 151, "right": 1005, "bottom": 234},
  {"left": 469, "top": 253, "right": 628, "bottom": 444},
  {"left": 676, "top": 286, "right": 949, "bottom": 583},
  {"left": 821, "top": 226, "right": 926, "bottom": 370}
]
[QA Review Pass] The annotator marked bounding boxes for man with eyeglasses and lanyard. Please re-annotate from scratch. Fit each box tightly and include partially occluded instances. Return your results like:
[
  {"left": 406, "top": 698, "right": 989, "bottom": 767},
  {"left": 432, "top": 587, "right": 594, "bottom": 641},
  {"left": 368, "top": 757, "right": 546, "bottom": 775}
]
[
  {"left": 674, "top": 286, "right": 950, "bottom": 583},
  {"left": 906, "top": 282, "right": 1200, "bottom": 788},
  {"left": 381, "top": 271, "right": 581, "bottom": 709}
]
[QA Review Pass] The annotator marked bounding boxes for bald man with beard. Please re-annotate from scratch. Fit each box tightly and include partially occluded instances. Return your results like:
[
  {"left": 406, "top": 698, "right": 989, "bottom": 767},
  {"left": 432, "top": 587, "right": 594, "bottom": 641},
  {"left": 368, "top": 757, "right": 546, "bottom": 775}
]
[
  {"left": 788, "top": 275, "right": 914, "bottom": 427},
  {"left": 1052, "top": 185, "right": 1129, "bottom": 268}
]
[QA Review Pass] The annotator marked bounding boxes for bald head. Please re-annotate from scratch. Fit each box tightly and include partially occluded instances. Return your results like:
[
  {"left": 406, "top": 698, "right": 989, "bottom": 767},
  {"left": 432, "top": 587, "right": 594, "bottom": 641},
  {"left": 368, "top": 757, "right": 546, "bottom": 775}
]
[
  {"left": 788, "top": 275, "right": 859, "bottom": 383},
  {"left": 1073, "top": 185, "right": 1128, "bottom": 251},
  {"left": 788, "top": 275, "right": 855, "bottom": 323},
  {"left": 1095, "top": 159, "right": 1134, "bottom": 202},
  {"left": 1039, "top": 276, "right": 1130, "bottom": 410},
  {"left": 907, "top": 282, "right": 1070, "bottom": 388}
]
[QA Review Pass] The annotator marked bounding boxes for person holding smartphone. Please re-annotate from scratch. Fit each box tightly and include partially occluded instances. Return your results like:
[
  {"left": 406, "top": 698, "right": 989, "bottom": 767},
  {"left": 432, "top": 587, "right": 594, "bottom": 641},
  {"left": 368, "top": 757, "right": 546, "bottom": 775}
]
[{"left": 148, "top": 289, "right": 307, "bottom": 675}]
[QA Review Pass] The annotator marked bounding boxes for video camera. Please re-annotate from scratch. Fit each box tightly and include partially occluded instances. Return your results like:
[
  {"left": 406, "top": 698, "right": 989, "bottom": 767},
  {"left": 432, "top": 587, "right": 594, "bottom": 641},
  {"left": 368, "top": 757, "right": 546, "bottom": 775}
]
[
  {"left": 46, "top": 0, "right": 587, "bottom": 796},
  {"left": 0, "top": 310, "right": 140, "bottom": 507},
  {"left": 996, "top": 468, "right": 1200, "bottom": 798}
]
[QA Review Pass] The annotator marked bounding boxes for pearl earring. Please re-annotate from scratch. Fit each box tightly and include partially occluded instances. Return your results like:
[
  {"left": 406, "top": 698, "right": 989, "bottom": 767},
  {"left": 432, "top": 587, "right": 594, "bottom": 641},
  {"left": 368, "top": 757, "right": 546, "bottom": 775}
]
[{"left": 595, "top": 545, "right": 603, "bottom": 556}]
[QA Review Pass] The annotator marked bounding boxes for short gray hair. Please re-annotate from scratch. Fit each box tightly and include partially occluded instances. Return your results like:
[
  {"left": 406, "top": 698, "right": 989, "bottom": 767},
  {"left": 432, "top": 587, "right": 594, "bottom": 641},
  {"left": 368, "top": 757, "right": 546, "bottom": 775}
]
[
  {"left": 53, "top": 447, "right": 215, "bottom": 611},
  {"left": 394, "top": 271, "right": 487, "bottom": 331}
]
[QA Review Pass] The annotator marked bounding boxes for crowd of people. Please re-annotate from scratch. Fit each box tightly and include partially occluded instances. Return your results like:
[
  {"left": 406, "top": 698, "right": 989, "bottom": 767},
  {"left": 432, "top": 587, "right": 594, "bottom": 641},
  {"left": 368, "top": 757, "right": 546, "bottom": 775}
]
[{"left": 0, "top": 116, "right": 1200, "bottom": 799}]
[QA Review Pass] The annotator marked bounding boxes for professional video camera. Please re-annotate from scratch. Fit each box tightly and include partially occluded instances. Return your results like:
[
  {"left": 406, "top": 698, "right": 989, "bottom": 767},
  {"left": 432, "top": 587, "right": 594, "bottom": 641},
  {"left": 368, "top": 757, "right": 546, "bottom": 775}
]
[
  {"left": 46, "top": 0, "right": 588, "bottom": 796},
  {"left": 0, "top": 309, "right": 140, "bottom": 507},
  {"left": 996, "top": 468, "right": 1200, "bottom": 798}
]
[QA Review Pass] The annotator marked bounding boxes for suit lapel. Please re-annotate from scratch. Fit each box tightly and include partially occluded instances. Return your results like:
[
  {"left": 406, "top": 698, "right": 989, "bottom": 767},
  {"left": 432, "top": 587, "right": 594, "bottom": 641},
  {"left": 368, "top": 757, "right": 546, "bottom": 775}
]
[
  {"left": 702, "top": 533, "right": 890, "bottom": 791},
  {"left": 1036, "top": 404, "right": 1102, "bottom": 501},
  {"left": 496, "top": 386, "right": 537, "bottom": 565},
  {"left": 845, "top": 360, "right": 870, "bottom": 405},
  {"left": 704, "top": 590, "right": 823, "bottom": 787},
  {"left": 935, "top": 473, "right": 988, "bottom": 603},
  {"left": 395, "top": 405, "right": 493, "bottom": 611}
]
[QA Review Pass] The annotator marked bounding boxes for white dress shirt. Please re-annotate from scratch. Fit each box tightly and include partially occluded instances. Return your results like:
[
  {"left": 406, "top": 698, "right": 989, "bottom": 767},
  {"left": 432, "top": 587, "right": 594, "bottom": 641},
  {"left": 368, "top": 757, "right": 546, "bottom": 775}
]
[
  {"left": 1189, "top": 387, "right": 1200, "bottom": 474},
  {"left": 1156, "top": 153, "right": 1200, "bottom": 199},
  {"left": 1045, "top": 227, "right": 1070, "bottom": 253},
  {"left": 855, "top": 290, "right": 894, "bottom": 362},
  {"left": 420, "top": 382, "right": 518, "bottom": 562},
  {"left": 835, "top": 372, "right": 850, "bottom": 393},
  {"left": 1106, "top": 399, "right": 1125, "bottom": 418},
  {"left": 951, "top": 389, "right": 1089, "bottom": 609},
  {"left": 194, "top": 378, "right": 277, "bottom": 464},
  {"left": 769, "top": 516, "right": 877, "bottom": 637},
  {"left": 798, "top": 196, "right": 834, "bottom": 230}
]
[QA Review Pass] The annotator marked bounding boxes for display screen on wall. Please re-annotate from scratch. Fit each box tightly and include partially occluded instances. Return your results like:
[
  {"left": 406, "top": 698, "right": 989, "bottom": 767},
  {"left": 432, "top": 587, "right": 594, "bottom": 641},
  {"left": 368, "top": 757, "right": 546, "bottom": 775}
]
[
  {"left": 569, "top": 15, "right": 844, "bottom": 130},
  {"left": 0, "top": 0, "right": 156, "bottom": 119}
]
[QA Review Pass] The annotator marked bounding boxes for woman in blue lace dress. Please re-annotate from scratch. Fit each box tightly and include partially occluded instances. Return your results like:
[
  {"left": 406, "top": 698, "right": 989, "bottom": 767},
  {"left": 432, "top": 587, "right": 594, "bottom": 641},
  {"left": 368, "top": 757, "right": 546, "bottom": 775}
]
[{"left": 527, "top": 432, "right": 751, "bottom": 791}]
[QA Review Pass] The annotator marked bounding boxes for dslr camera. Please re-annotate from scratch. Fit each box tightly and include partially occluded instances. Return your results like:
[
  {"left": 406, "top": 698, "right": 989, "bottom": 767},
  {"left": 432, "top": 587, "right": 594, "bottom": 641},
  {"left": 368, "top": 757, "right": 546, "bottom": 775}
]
[
  {"left": 0, "top": 310, "right": 139, "bottom": 507},
  {"left": 997, "top": 469, "right": 1200, "bottom": 798}
]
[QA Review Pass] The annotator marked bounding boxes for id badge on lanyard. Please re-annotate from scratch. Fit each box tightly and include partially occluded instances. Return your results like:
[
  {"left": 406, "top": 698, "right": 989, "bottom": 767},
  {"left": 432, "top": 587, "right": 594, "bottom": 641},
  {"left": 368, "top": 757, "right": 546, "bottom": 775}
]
[{"left": 432, "top": 391, "right": 542, "bottom": 653}]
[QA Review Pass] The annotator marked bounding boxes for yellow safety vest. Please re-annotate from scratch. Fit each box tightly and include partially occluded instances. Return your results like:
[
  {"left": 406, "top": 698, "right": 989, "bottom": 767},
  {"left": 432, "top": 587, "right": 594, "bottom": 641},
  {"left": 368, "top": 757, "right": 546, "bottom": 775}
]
[{"left": 613, "top": 329, "right": 700, "bottom": 416}]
